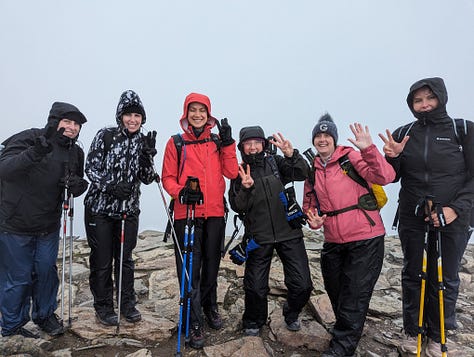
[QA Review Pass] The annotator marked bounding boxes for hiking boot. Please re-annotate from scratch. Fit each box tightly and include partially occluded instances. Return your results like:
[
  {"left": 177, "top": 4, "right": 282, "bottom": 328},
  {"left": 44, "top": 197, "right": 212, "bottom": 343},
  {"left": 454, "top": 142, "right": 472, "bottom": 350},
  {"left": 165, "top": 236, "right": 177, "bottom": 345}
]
[
  {"left": 426, "top": 337, "right": 460, "bottom": 357},
  {"left": 244, "top": 327, "right": 260, "bottom": 336},
  {"left": 285, "top": 319, "right": 301, "bottom": 332},
  {"left": 122, "top": 306, "right": 142, "bottom": 323},
  {"left": 95, "top": 310, "right": 118, "bottom": 326},
  {"left": 188, "top": 324, "right": 205, "bottom": 349},
  {"left": 38, "top": 314, "right": 64, "bottom": 336},
  {"left": 3, "top": 327, "right": 40, "bottom": 339},
  {"left": 399, "top": 332, "right": 419, "bottom": 355},
  {"left": 204, "top": 308, "right": 223, "bottom": 330}
]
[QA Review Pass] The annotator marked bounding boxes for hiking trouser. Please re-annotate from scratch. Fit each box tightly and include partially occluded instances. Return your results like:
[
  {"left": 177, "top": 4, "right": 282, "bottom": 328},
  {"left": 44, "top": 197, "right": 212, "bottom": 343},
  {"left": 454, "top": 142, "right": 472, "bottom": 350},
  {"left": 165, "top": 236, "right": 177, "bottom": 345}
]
[
  {"left": 0, "top": 230, "right": 60, "bottom": 336},
  {"left": 321, "top": 235, "right": 384, "bottom": 356},
  {"left": 399, "top": 224, "right": 469, "bottom": 342},
  {"left": 173, "top": 217, "right": 225, "bottom": 327},
  {"left": 85, "top": 208, "right": 139, "bottom": 314},
  {"left": 242, "top": 237, "right": 313, "bottom": 329}
]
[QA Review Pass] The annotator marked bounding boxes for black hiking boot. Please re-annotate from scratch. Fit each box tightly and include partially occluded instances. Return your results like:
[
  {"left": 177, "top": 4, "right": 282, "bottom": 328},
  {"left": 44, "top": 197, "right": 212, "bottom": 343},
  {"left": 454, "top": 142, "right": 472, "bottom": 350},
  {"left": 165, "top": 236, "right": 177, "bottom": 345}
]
[
  {"left": 95, "top": 310, "right": 118, "bottom": 326},
  {"left": 38, "top": 314, "right": 64, "bottom": 336},
  {"left": 3, "top": 327, "right": 40, "bottom": 339},
  {"left": 188, "top": 324, "right": 205, "bottom": 349},
  {"left": 204, "top": 307, "right": 223, "bottom": 330},
  {"left": 121, "top": 306, "right": 142, "bottom": 323}
]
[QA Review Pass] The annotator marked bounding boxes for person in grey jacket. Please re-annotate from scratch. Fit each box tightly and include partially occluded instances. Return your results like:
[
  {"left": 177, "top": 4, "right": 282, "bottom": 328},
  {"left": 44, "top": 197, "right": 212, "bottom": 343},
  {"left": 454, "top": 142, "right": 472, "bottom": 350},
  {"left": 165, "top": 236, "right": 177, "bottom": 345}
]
[
  {"left": 228, "top": 126, "right": 313, "bottom": 336},
  {"left": 84, "top": 90, "right": 157, "bottom": 326}
]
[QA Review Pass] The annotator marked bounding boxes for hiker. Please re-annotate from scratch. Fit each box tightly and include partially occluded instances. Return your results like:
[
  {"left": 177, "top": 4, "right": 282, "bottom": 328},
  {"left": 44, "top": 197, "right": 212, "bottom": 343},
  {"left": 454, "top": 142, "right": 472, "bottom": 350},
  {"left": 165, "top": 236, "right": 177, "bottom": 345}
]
[
  {"left": 0, "top": 102, "right": 88, "bottom": 338},
  {"left": 84, "top": 90, "right": 157, "bottom": 326},
  {"left": 228, "top": 126, "right": 313, "bottom": 337},
  {"left": 161, "top": 92, "right": 238, "bottom": 349},
  {"left": 379, "top": 77, "right": 473, "bottom": 356},
  {"left": 303, "top": 115, "right": 395, "bottom": 357}
]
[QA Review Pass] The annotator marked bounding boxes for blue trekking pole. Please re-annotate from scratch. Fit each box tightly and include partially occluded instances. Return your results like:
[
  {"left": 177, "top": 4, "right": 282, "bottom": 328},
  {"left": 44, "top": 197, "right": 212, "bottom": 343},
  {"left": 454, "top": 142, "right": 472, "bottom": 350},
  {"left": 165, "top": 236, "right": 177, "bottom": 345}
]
[{"left": 185, "top": 203, "right": 196, "bottom": 344}]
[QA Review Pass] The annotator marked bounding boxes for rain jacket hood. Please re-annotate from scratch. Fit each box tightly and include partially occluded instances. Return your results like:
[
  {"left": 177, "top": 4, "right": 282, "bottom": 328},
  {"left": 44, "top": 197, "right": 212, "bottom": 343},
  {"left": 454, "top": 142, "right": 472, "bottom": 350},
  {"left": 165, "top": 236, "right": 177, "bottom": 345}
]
[
  {"left": 179, "top": 92, "right": 217, "bottom": 132},
  {"left": 406, "top": 77, "right": 449, "bottom": 123},
  {"left": 115, "top": 90, "right": 147, "bottom": 126},
  {"left": 48, "top": 101, "right": 87, "bottom": 126}
]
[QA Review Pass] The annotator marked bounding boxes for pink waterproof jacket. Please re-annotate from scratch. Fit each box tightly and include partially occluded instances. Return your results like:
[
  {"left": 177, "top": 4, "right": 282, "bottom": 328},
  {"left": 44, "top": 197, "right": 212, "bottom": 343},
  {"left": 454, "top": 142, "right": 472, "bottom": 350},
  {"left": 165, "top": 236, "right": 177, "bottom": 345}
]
[{"left": 303, "top": 144, "right": 395, "bottom": 244}]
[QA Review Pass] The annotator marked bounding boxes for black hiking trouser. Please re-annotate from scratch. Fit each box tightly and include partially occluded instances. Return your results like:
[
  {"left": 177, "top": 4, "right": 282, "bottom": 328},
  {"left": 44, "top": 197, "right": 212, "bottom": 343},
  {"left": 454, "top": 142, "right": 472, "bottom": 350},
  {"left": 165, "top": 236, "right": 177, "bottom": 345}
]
[
  {"left": 85, "top": 208, "right": 139, "bottom": 314},
  {"left": 399, "top": 223, "right": 469, "bottom": 342},
  {"left": 173, "top": 216, "right": 225, "bottom": 327},
  {"left": 321, "top": 235, "right": 384, "bottom": 356},
  {"left": 242, "top": 237, "right": 313, "bottom": 330}
]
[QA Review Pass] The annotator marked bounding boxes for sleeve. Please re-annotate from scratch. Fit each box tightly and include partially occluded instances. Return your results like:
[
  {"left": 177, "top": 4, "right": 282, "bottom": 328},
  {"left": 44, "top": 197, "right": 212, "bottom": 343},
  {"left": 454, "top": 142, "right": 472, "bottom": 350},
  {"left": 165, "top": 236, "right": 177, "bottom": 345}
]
[
  {"left": 228, "top": 176, "right": 255, "bottom": 215},
  {"left": 275, "top": 149, "right": 309, "bottom": 185},
  {"left": 349, "top": 144, "right": 396, "bottom": 186},
  {"left": 219, "top": 141, "right": 239, "bottom": 180},
  {"left": 161, "top": 138, "right": 183, "bottom": 200},
  {"left": 0, "top": 130, "right": 45, "bottom": 180}
]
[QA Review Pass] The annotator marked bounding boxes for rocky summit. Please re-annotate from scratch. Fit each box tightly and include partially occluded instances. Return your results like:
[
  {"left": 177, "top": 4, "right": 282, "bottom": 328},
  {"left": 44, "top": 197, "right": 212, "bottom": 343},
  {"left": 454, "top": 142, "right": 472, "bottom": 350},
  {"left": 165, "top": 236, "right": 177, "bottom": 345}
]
[{"left": 1, "top": 229, "right": 473, "bottom": 357}]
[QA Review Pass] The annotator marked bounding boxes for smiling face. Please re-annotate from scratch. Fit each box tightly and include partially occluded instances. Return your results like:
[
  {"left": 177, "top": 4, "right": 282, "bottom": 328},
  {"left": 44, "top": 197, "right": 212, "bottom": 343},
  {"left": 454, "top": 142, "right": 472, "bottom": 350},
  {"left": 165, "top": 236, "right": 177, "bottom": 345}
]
[
  {"left": 187, "top": 102, "right": 209, "bottom": 129},
  {"left": 122, "top": 113, "right": 143, "bottom": 133},
  {"left": 242, "top": 139, "right": 265, "bottom": 155},
  {"left": 57, "top": 118, "right": 81, "bottom": 139},
  {"left": 412, "top": 86, "right": 439, "bottom": 113},
  {"left": 313, "top": 133, "right": 335, "bottom": 158}
]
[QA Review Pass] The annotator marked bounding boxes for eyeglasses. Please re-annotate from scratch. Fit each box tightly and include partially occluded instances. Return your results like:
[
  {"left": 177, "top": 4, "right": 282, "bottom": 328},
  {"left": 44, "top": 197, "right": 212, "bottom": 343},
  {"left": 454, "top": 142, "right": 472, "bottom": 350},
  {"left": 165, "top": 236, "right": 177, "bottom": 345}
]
[{"left": 243, "top": 139, "right": 264, "bottom": 147}]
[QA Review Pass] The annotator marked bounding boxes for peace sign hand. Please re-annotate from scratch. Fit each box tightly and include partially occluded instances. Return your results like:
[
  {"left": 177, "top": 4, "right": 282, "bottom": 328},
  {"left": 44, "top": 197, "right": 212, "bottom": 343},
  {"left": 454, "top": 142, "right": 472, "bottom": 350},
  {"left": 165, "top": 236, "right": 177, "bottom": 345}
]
[
  {"left": 378, "top": 129, "right": 409, "bottom": 158},
  {"left": 238, "top": 163, "right": 254, "bottom": 188},
  {"left": 269, "top": 132, "right": 294, "bottom": 157}
]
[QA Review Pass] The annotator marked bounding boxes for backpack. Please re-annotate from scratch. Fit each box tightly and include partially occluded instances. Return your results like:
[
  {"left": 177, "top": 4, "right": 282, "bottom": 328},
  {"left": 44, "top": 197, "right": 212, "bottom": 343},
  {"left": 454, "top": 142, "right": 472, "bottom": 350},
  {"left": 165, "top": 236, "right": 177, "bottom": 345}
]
[{"left": 392, "top": 118, "right": 468, "bottom": 229}]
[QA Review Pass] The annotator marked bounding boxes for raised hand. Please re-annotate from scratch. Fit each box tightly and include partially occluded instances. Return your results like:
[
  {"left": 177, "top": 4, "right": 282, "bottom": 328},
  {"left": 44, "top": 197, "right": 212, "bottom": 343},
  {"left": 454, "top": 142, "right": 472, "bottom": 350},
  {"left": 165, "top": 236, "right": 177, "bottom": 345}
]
[
  {"left": 348, "top": 123, "right": 373, "bottom": 150},
  {"left": 269, "top": 132, "right": 294, "bottom": 157},
  {"left": 378, "top": 129, "right": 410, "bottom": 158},
  {"left": 238, "top": 163, "right": 254, "bottom": 189}
]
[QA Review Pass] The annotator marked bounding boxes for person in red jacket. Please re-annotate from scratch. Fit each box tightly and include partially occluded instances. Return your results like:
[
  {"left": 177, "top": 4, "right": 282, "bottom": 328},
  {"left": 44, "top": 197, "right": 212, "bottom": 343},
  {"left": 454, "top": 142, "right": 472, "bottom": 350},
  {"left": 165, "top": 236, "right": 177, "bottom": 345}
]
[
  {"left": 161, "top": 92, "right": 238, "bottom": 349},
  {"left": 303, "top": 114, "right": 395, "bottom": 357}
]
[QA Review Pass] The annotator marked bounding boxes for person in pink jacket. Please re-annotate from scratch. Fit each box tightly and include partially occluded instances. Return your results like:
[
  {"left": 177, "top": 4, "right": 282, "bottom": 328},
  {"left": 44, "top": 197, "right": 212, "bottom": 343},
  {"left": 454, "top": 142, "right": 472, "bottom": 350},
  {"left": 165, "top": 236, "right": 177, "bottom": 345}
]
[
  {"left": 303, "top": 114, "right": 395, "bottom": 357},
  {"left": 162, "top": 92, "right": 238, "bottom": 349}
]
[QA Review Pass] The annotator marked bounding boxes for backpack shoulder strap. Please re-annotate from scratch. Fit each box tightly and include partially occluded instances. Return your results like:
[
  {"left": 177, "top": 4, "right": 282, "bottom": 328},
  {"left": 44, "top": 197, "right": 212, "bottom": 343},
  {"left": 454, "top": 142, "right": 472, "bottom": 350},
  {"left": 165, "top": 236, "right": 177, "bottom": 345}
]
[
  {"left": 338, "top": 153, "right": 370, "bottom": 190},
  {"left": 266, "top": 155, "right": 281, "bottom": 180},
  {"left": 172, "top": 134, "right": 185, "bottom": 178},
  {"left": 452, "top": 118, "right": 467, "bottom": 145},
  {"left": 102, "top": 128, "right": 117, "bottom": 155},
  {"left": 397, "top": 121, "right": 416, "bottom": 141}
]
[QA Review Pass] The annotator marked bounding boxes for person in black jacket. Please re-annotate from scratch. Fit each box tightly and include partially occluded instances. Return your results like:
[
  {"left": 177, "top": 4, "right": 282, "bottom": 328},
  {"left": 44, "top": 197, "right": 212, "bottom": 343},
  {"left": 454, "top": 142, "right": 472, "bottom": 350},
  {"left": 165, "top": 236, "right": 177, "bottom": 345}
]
[
  {"left": 228, "top": 126, "right": 313, "bottom": 336},
  {"left": 380, "top": 77, "right": 473, "bottom": 356},
  {"left": 0, "top": 102, "right": 88, "bottom": 338},
  {"left": 84, "top": 90, "right": 157, "bottom": 327}
]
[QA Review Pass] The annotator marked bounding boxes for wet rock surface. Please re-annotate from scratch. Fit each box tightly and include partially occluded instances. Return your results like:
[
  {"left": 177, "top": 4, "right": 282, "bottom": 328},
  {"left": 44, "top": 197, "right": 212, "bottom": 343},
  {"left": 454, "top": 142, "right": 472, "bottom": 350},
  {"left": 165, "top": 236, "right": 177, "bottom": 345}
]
[{"left": 1, "top": 229, "right": 473, "bottom": 356}]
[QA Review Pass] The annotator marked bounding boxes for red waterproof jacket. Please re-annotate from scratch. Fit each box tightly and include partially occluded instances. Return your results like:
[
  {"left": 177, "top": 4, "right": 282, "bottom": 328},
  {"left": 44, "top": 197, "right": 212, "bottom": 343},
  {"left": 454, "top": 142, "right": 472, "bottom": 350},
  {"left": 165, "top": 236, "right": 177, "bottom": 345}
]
[
  {"left": 161, "top": 111, "right": 238, "bottom": 220},
  {"left": 303, "top": 144, "right": 395, "bottom": 244}
]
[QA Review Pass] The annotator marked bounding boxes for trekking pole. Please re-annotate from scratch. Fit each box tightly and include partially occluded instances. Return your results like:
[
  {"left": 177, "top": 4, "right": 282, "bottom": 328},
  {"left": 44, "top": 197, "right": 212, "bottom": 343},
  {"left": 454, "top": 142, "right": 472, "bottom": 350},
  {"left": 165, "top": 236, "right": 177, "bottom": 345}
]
[
  {"left": 416, "top": 197, "right": 432, "bottom": 357},
  {"left": 176, "top": 205, "right": 190, "bottom": 357},
  {"left": 185, "top": 202, "right": 196, "bottom": 344},
  {"left": 222, "top": 214, "right": 243, "bottom": 258},
  {"left": 67, "top": 193, "right": 74, "bottom": 328},
  {"left": 116, "top": 200, "right": 127, "bottom": 335},
  {"left": 60, "top": 166, "right": 70, "bottom": 325},
  {"left": 434, "top": 202, "right": 447, "bottom": 357}
]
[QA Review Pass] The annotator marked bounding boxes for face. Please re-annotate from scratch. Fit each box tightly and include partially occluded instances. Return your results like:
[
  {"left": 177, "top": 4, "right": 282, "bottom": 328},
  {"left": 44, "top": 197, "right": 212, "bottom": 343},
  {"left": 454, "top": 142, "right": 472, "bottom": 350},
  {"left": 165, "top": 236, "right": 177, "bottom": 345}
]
[
  {"left": 412, "top": 86, "right": 439, "bottom": 113},
  {"left": 313, "top": 133, "right": 335, "bottom": 158},
  {"left": 187, "top": 102, "right": 208, "bottom": 129},
  {"left": 122, "top": 113, "right": 143, "bottom": 133},
  {"left": 58, "top": 119, "right": 81, "bottom": 139},
  {"left": 242, "top": 139, "right": 264, "bottom": 155}
]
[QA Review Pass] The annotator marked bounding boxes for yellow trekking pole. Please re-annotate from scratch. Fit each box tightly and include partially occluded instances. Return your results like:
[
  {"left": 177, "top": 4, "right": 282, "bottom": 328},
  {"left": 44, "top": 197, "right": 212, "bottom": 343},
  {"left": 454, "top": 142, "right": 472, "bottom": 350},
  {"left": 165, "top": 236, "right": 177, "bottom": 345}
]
[
  {"left": 434, "top": 202, "right": 447, "bottom": 357},
  {"left": 416, "top": 197, "right": 431, "bottom": 357}
]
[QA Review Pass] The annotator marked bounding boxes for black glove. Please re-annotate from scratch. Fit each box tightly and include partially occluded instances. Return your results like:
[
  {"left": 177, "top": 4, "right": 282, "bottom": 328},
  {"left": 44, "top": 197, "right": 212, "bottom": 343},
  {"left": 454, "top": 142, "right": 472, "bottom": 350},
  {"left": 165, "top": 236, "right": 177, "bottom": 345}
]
[
  {"left": 107, "top": 181, "right": 133, "bottom": 200},
  {"left": 216, "top": 118, "right": 234, "bottom": 147},
  {"left": 60, "top": 175, "right": 88, "bottom": 197},
  {"left": 33, "top": 122, "right": 60, "bottom": 156},
  {"left": 179, "top": 177, "right": 203, "bottom": 205},
  {"left": 142, "top": 130, "right": 157, "bottom": 157},
  {"left": 229, "top": 238, "right": 261, "bottom": 265}
]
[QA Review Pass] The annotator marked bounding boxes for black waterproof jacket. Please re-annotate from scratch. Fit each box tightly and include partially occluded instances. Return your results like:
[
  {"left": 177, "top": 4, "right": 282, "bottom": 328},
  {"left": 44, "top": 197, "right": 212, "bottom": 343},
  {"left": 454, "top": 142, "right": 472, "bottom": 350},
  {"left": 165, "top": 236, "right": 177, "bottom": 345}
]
[
  {"left": 0, "top": 103, "right": 86, "bottom": 235},
  {"left": 387, "top": 77, "right": 474, "bottom": 231},
  {"left": 229, "top": 150, "right": 308, "bottom": 245}
]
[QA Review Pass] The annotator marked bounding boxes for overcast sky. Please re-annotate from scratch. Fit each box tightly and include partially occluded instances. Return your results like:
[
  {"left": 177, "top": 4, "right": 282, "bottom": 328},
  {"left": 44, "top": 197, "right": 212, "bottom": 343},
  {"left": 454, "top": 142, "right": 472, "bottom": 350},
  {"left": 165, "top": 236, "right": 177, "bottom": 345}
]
[{"left": 1, "top": 1, "right": 474, "bottom": 240}]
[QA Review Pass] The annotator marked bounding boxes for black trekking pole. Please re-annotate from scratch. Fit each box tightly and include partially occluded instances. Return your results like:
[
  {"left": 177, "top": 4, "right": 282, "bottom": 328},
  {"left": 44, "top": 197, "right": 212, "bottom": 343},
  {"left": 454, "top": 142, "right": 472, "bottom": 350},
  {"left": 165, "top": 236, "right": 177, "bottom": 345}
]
[
  {"left": 60, "top": 166, "right": 70, "bottom": 326},
  {"left": 433, "top": 202, "right": 447, "bottom": 357},
  {"left": 222, "top": 215, "right": 243, "bottom": 258},
  {"left": 67, "top": 192, "right": 74, "bottom": 328}
]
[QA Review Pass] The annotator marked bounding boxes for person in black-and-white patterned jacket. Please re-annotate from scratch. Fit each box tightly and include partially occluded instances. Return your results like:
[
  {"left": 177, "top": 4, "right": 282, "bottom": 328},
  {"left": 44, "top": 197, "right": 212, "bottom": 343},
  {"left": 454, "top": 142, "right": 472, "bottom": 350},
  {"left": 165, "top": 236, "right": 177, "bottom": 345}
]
[{"left": 84, "top": 90, "right": 157, "bottom": 326}]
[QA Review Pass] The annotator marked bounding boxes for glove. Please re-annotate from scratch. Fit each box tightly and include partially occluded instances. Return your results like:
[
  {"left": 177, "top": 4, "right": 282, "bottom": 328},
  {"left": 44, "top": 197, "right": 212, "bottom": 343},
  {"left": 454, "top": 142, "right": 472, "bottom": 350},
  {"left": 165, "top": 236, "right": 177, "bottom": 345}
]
[
  {"left": 142, "top": 131, "right": 157, "bottom": 157},
  {"left": 229, "top": 238, "right": 260, "bottom": 265},
  {"left": 179, "top": 186, "right": 203, "bottom": 205},
  {"left": 62, "top": 175, "right": 88, "bottom": 197},
  {"left": 107, "top": 181, "right": 133, "bottom": 200},
  {"left": 216, "top": 118, "right": 234, "bottom": 147}
]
